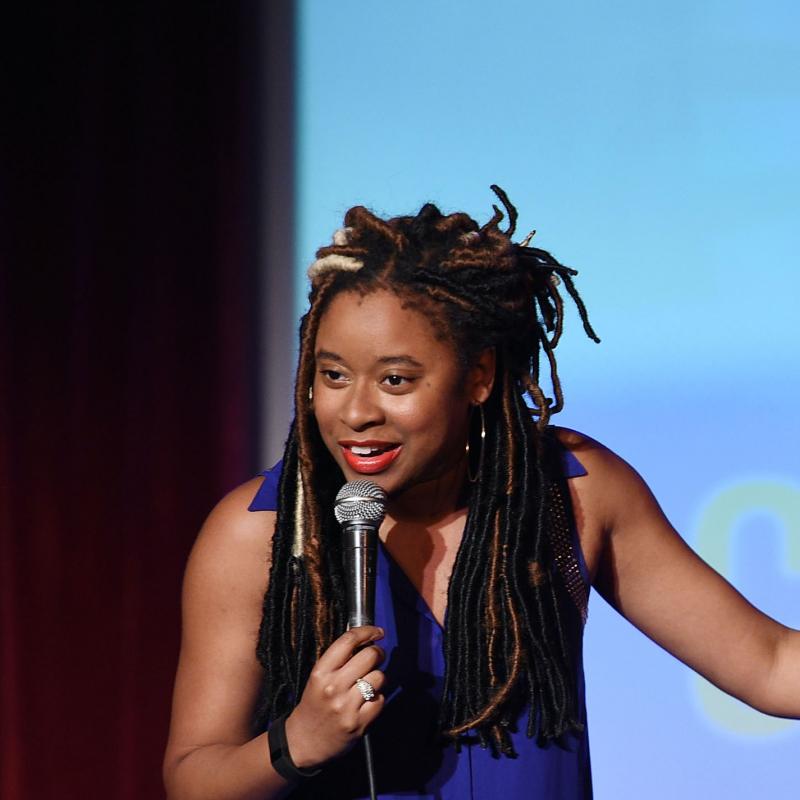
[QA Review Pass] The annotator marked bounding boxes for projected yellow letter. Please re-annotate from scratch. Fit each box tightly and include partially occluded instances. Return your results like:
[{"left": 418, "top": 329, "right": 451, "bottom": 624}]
[{"left": 693, "top": 480, "right": 800, "bottom": 735}]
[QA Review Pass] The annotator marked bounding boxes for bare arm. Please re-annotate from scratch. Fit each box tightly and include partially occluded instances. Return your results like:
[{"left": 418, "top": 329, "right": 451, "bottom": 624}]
[
  {"left": 163, "top": 478, "right": 387, "bottom": 800},
  {"left": 163, "top": 478, "right": 293, "bottom": 800},
  {"left": 562, "top": 431, "right": 800, "bottom": 717}
]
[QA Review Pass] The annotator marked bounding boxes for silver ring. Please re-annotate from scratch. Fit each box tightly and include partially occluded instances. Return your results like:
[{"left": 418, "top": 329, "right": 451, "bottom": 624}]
[{"left": 355, "top": 678, "right": 376, "bottom": 702}]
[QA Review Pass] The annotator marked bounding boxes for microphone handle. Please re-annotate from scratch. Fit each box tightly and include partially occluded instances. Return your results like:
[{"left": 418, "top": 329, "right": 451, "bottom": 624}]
[
  {"left": 342, "top": 521, "right": 378, "bottom": 628},
  {"left": 341, "top": 520, "right": 381, "bottom": 799}
]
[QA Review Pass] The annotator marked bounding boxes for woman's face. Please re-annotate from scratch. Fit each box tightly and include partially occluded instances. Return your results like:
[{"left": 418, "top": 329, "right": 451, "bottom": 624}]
[{"left": 312, "top": 289, "right": 493, "bottom": 501}]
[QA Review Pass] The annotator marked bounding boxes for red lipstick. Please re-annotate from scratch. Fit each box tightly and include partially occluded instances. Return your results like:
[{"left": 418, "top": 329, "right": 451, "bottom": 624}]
[{"left": 340, "top": 441, "right": 402, "bottom": 474}]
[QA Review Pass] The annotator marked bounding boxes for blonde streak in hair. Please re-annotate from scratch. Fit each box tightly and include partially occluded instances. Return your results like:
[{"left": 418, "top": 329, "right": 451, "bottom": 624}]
[
  {"left": 307, "top": 253, "right": 364, "bottom": 281},
  {"left": 332, "top": 226, "right": 352, "bottom": 246},
  {"left": 292, "top": 470, "right": 305, "bottom": 559},
  {"left": 297, "top": 468, "right": 328, "bottom": 657},
  {"left": 293, "top": 272, "right": 337, "bottom": 655}
]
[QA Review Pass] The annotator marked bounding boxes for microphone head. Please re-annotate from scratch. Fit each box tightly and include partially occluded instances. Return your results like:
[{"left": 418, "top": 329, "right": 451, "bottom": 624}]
[{"left": 334, "top": 480, "right": 387, "bottom": 525}]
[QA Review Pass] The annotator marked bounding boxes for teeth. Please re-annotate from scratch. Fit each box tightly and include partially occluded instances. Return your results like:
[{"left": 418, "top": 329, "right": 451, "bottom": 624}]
[{"left": 351, "top": 445, "right": 380, "bottom": 456}]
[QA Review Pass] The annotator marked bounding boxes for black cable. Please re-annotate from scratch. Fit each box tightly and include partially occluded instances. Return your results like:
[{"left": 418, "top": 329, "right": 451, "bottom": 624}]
[{"left": 363, "top": 733, "right": 378, "bottom": 800}]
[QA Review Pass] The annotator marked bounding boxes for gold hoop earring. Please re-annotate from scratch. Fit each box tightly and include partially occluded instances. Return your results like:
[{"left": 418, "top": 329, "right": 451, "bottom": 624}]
[{"left": 465, "top": 403, "right": 486, "bottom": 483}]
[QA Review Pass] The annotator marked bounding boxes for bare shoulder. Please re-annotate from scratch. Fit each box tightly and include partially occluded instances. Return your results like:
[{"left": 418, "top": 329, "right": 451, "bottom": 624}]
[
  {"left": 184, "top": 475, "right": 276, "bottom": 611},
  {"left": 552, "top": 425, "right": 627, "bottom": 471},
  {"left": 551, "top": 425, "right": 654, "bottom": 505},
  {"left": 191, "top": 475, "right": 275, "bottom": 559},
  {"left": 550, "top": 426, "right": 659, "bottom": 582}
]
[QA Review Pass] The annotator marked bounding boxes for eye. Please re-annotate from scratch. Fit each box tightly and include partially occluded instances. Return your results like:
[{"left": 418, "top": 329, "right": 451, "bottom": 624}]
[
  {"left": 320, "top": 368, "right": 347, "bottom": 383},
  {"left": 381, "top": 374, "right": 414, "bottom": 388}
]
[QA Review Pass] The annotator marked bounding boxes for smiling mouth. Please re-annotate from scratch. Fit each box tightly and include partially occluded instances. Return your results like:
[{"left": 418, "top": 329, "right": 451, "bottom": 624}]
[{"left": 340, "top": 443, "right": 402, "bottom": 474}]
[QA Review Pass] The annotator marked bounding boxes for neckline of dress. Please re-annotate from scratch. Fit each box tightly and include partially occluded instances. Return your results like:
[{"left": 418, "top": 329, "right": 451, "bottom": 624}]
[{"left": 378, "top": 538, "right": 445, "bottom": 631}]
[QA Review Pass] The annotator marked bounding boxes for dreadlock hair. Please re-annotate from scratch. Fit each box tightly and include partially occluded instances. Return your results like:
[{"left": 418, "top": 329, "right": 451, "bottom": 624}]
[{"left": 254, "top": 185, "right": 600, "bottom": 755}]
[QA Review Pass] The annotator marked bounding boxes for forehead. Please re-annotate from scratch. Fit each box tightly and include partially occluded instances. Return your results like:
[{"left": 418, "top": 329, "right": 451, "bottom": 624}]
[{"left": 315, "top": 289, "right": 454, "bottom": 361}]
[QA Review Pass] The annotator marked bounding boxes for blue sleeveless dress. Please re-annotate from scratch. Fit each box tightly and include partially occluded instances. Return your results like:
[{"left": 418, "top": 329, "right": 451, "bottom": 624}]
[{"left": 249, "top": 452, "right": 593, "bottom": 799}]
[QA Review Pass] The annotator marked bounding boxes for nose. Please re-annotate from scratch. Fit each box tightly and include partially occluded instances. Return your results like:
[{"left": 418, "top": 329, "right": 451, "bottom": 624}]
[{"left": 340, "top": 379, "right": 385, "bottom": 431}]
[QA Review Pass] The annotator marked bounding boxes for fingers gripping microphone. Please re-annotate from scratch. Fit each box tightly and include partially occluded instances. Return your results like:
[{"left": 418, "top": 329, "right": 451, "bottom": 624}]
[{"left": 334, "top": 480, "right": 387, "bottom": 629}]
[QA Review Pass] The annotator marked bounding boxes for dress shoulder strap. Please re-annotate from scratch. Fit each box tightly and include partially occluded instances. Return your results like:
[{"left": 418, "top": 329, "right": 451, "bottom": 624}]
[
  {"left": 543, "top": 432, "right": 590, "bottom": 624},
  {"left": 248, "top": 461, "right": 283, "bottom": 512}
]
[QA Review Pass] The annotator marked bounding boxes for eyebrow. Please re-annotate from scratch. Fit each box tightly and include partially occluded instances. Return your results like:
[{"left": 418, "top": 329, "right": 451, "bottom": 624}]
[
  {"left": 377, "top": 355, "right": 424, "bottom": 368},
  {"left": 315, "top": 350, "right": 424, "bottom": 368}
]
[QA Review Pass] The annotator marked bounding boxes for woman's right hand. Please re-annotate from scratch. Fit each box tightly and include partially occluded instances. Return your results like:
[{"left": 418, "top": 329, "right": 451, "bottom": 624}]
[{"left": 283, "top": 625, "right": 387, "bottom": 770}]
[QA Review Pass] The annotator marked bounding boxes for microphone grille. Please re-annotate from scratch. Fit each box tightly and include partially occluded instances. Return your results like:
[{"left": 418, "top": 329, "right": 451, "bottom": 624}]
[{"left": 334, "top": 480, "right": 387, "bottom": 524}]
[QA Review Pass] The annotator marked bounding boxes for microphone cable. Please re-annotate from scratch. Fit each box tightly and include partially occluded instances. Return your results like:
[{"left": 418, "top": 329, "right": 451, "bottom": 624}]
[{"left": 364, "top": 732, "right": 378, "bottom": 800}]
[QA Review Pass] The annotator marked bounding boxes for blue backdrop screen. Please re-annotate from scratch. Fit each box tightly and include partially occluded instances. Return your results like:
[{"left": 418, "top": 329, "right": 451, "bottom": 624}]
[{"left": 295, "top": 2, "right": 800, "bottom": 795}]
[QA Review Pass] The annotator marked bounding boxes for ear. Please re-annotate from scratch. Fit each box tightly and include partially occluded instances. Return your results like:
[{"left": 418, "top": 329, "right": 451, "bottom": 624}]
[{"left": 467, "top": 347, "right": 496, "bottom": 405}]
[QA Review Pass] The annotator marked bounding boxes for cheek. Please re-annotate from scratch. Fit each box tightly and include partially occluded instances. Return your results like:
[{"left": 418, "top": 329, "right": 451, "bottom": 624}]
[
  {"left": 401, "top": 397, "right": 470, "bottom": 451},
  {"left": 391, "top": 394, "right": 452, "bottom": 435},
  {"left": 312, "top": 397, "right": 338, "bottom": 439},
  {"left": 441, "top": 409, "right": 470, "bottom": 451}
]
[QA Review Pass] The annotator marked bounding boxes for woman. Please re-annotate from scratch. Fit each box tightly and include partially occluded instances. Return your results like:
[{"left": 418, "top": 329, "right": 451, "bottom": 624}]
[{"left": 163, "top": 188, "right": 800, "bottom": 799}]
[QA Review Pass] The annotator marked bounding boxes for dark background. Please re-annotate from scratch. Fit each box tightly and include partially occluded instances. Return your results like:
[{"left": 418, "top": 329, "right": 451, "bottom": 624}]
[{"left": 1, "top": 5, "right": 291, "bottom": 797}]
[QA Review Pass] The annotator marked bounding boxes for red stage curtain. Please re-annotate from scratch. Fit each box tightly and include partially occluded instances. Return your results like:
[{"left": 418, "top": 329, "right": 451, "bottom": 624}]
[{"left": 1, "top": 7, "right": 272, "bottom": 798}]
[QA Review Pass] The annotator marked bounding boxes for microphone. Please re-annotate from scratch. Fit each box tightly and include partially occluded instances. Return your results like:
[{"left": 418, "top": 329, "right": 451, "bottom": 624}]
[{"left": 334, "top": 480, "right": 387, "bottom": 629}]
